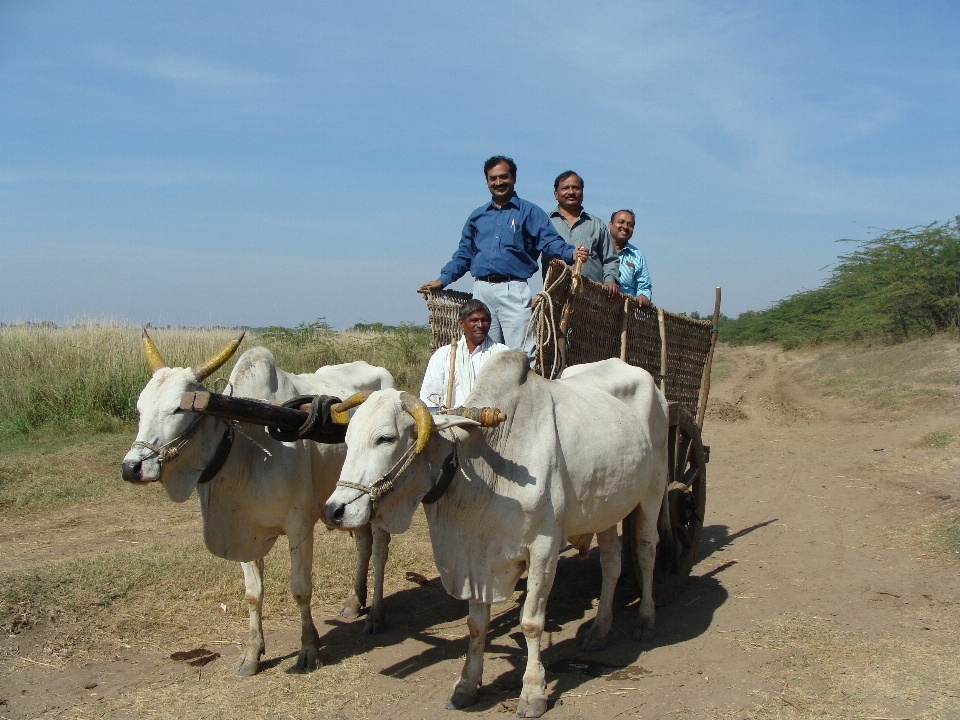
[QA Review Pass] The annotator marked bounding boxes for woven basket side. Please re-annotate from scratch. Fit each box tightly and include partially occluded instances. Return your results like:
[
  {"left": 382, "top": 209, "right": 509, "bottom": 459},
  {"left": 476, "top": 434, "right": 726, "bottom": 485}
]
[{"left": 423, "top": 289, "right": 472, "bottom": 350}]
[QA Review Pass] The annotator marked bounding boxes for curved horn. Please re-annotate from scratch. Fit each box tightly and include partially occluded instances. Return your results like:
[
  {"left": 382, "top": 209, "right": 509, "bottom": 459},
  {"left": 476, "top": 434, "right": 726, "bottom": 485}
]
[
  {"left": 191, "top": 332, "right": 245, "bottom": 383},
  {"left": 141, "top": 329, "right": 166, "bottom": 374},
  {"left": 400, "top": 392, "right": 434, "bottom": 456},
  {"left": 329, "top": 391, "right": 372, "bottom": 424}
]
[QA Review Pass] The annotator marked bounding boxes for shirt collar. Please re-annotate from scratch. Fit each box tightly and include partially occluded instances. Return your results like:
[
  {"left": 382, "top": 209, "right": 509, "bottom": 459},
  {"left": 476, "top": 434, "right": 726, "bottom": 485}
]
[
  {"left": 550, "top": 205, "right": 592, "bottom": 223},
  {"left": 487, "top": 193, "right": 519, "bottom": 211}
]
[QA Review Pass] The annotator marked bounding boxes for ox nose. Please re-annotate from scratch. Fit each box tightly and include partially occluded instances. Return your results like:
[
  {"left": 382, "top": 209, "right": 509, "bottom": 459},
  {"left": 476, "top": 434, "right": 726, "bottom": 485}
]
[
  {"left": 323, "top": 501, "right": 346, "bottom": 528},
  {"left": 121, "top": 459, "right": 143, "bottom": 483}
]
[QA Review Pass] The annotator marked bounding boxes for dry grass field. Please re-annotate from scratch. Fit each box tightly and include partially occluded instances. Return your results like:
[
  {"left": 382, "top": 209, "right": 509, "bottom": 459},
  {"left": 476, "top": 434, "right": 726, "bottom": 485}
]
[{"left": 1, "top": 328, "right": 959, "bottom": 718}]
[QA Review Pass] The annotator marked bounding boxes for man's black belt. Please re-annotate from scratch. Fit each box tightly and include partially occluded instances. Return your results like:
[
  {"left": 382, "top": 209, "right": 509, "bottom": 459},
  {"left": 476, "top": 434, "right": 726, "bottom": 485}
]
[{"left": 476, "top": 274, "right": 525, "bottom": 283}]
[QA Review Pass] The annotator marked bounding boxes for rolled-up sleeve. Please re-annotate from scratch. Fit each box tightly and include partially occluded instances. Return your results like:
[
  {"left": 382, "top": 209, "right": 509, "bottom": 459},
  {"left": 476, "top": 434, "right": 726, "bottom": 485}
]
[{"left": 599, "top": 226, "right": 619, "bottom": 284}]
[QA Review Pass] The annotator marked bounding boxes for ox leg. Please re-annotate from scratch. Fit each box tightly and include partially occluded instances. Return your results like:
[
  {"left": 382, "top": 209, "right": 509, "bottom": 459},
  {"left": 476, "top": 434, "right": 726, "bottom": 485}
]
[
  {"left": 290, "top": 529, "right": 322, "bottom": 672},
  {"left": 517, "top": 544, "right": 559, "bottom": 719},
  {"left": 631, "top": 503, "right": 658, "bottom": 643},
  {"left": 236, "top": 559, "right": 265, "bottom": 676},
  {"left": 581, "top": 525, "right": 621, "bottom": 652},
  {"left": 446, "top": 600, "right": 490, "bottom": 710},
  {"left": 339, "top": 524, "right": 373, "bottom": 620},
  {"left": 363, "top": 525, "right": 390, "bottom": 634}
]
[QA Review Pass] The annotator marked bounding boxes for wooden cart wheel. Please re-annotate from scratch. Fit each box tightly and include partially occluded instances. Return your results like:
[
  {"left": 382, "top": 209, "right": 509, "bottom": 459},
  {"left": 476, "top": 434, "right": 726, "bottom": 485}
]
[{"left": 623, "top": 402, "right": 707, "bottom": 606}]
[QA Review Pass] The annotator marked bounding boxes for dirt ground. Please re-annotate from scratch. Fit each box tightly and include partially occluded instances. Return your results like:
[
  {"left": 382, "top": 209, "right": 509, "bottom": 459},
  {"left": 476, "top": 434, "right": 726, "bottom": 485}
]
[{"left": 2, "top": 339, "right": 960, "bottom": 719}]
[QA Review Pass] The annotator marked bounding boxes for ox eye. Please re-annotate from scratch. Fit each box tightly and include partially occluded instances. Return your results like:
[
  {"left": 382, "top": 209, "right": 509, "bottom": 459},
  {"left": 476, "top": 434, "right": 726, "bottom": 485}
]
[{"left": 376, "top": 435, "right": 396, "bottom": 446}]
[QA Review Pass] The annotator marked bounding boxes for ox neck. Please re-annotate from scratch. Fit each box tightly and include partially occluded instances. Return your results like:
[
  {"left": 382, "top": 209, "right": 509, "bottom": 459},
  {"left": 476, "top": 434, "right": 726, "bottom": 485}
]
[{"left": 196, "top": 419, "right": 234, "bottom": 484}]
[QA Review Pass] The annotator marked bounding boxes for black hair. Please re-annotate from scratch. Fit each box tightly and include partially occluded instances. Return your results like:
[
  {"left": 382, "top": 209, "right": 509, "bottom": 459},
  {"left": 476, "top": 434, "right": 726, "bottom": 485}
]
[
  {"left": 458, "top": 299, "right": 492, "bottom": 322},
  {"left": 553, "top": 171, "right": 583, "bottom": 190},
  {"left": 483, "top": 155, "right": 517, "bottom": 178},
  {"left": 610, "top": 209, "right": 636, "bottom": 222}
]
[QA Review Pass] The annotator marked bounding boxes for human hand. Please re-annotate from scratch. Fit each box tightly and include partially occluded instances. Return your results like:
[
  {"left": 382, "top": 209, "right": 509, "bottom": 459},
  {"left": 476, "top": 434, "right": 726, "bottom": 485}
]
[
  {"left": 603, "top": 282, "right": 619, "bottom": 300},
  {"left": 636, "top": 294, "right": 651, "bottom": 309},
  {"left": 419, "top": 280, "right": 443, "bottom": 292},
  {"left": 573, "top": 245, "right": 589, "bottom": 262}
]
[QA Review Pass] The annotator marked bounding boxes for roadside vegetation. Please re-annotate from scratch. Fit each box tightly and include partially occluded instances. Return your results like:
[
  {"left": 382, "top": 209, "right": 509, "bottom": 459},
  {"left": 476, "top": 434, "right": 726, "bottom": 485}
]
[
  {"left": 0, "top": 320, "right": 432, "bottom": 441},
  {"left": 720, "top": 218, "right": 960, "bottom": 349}
]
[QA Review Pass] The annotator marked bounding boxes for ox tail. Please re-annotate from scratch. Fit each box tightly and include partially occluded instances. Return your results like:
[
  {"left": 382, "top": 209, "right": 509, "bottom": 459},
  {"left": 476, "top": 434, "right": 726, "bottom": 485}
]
[{"left": 657, "top": 477, "right": 672, "bottom": 541}]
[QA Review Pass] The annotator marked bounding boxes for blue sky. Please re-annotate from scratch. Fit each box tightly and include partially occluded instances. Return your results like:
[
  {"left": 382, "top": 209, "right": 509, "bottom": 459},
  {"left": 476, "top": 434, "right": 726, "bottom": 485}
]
[{"left": 2, "top": 1, "right": 958, "bottom": 328}]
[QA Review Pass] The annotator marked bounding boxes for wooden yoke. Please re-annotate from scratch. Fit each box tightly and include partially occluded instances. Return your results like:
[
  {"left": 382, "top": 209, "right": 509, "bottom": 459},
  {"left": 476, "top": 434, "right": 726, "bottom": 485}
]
[{"left": 557, "top": 252, "right": 584, "bottom": 372}]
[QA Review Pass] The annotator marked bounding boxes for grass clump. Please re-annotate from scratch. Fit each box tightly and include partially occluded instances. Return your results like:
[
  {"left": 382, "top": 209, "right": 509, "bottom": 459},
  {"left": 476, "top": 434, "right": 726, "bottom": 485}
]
[{"left": 721, "top": 217, "right": 960, "bottom": 348}]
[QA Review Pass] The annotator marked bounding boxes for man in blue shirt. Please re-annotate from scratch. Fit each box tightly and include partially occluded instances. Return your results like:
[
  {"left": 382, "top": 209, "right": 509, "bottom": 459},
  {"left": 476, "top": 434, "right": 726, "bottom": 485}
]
[
  {"left": 421, "top": 156, "right": 587, "bottom": 361},
  {"left": 609, "top": 209, "right": 652, "bottom": 307}
]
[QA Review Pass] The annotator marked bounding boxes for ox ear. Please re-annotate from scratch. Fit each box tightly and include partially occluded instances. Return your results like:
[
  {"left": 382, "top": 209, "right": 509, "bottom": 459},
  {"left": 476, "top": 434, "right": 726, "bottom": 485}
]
[{"left": 431, "top": 414, "right": 482, "bottom": 431}]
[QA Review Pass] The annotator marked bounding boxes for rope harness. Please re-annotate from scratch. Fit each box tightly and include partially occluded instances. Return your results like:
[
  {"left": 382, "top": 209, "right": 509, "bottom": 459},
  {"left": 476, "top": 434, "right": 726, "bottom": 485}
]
[
  {"left": 130, "top": 412, "right": 234, "bottom": 484},
  {"left": 336, "top": 434, "right": 460, "bottom": 513}
]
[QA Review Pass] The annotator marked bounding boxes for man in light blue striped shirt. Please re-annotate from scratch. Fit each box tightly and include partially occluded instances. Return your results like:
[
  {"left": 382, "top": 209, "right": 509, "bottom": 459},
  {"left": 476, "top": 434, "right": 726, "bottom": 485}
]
[{"left": 609, "top": 209, "right": 652, "bottom": 306}]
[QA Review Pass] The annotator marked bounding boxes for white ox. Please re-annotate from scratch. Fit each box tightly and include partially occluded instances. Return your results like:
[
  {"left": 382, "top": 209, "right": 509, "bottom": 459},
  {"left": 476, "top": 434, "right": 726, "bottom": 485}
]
[
  {"left": 323, "top": 351, "right": 669, "bottom": 718},
  {"left": 121, "top": 332, "right": 393, "bottom": 676}
]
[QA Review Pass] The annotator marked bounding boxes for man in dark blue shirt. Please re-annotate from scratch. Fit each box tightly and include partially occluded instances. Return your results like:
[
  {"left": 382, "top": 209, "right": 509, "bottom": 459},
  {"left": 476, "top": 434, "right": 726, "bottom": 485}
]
[{"left": 421, "top": 156, "right": 587, "bottom": 361}]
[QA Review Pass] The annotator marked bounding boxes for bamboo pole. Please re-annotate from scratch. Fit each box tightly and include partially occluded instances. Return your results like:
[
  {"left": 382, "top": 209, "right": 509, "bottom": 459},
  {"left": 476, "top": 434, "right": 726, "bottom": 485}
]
[
  {"left": 657, "top": 307, "right": 667, "bottom": 394},
  {"left": 620, "top": 297, "right": 631, "bottom": 361},
  {"left": 445, "top": 334, "right": 458, "bottom": 409},
  {"left": 696, "top": 287, "right": 722, "bottom": 430}
]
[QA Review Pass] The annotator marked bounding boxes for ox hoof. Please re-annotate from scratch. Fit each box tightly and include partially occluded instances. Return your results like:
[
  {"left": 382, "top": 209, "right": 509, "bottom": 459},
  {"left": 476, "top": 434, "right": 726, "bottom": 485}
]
[
  {"left": 291, "top": 646, "right": 322, "bottom": 673},
  {"left": 516, "top": 696, "right": 547, "bottom": 718},
  {"left": 338, "top": 596, "right": 363, "bottom": 621},
  {"left": 362, "top": 616, "right": 385, "bottom": 635},
  {"left": 580, "top": 633, "right": 609, "bottom": 652},
  {"left": 235, "top": 656, "right": 261, "bottom": 676},
  {"left": 631, "top": 621, "right": 657, "bottom": 644},
  {"left": 445, "top": 683, "right": 478, "bottom": 710}
]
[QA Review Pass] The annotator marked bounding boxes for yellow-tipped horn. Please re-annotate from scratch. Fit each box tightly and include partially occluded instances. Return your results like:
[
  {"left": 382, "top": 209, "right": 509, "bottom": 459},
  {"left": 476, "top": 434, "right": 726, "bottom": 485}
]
[
  {"left": 141, "top": 329, "right": 166, "bottom": 374},
  {"left": 329, "top": 391, "right": 371, "bottom": 424},
  {"left": 191, "top": 332, "right": 245, "bottom": 383},
  {"left": 400, "top": 392, "right": 434, "bottom": 456}
]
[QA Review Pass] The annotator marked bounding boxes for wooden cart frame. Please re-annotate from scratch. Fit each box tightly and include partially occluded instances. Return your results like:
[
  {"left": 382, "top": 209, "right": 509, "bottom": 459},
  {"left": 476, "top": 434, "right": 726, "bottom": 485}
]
[{"left": 420, "top": 259, "right": 721, "bottom": 604}]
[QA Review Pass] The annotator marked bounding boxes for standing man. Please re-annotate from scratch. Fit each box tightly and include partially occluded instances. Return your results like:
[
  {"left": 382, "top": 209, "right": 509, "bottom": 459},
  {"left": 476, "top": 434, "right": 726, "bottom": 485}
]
[
  {"left": 419, "top": 300, "right": 508, "bottom": 408},
  {"left": 420, "top": 156, "right": 587, "bottom": 361},
  {"left": 548, "top": 171, "right": 619, "bottom": 299},
  {"left": 609, "top": 209, "right": 652, "bottom": 307}
]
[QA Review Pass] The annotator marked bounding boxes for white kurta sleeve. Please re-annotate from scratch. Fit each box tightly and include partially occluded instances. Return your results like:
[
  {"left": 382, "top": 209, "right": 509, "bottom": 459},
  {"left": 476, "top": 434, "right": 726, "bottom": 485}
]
[{"left": 419, "top": 346, "right": 450, "bottom": 407}]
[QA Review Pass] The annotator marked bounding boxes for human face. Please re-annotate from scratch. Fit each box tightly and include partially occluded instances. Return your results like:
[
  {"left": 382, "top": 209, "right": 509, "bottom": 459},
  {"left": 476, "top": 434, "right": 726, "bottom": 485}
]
[
  {"left": 609, "top": 211, "right": 635, "bottom": 249},
  {"left": 486, "top": 163, "right": 516, "bottom": 206},
  {"left": 554, "top": 175, "right": 584, "bottom": 214},
  {"left": 458, "top": 310, "right": 491, "bottom": 349}
]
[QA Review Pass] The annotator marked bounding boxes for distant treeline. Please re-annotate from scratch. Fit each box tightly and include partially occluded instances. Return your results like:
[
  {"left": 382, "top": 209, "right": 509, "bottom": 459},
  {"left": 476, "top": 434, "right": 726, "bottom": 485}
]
[{"left": 719, "top": 218, "right": 960, "bottom": 348}]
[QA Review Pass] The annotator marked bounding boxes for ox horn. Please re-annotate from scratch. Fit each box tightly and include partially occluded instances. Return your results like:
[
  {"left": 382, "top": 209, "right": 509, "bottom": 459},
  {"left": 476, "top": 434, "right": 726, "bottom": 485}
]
[
  {"left": 400, "top": 392, "right": 434, "bottom": 456},
  {"left": 191, "top": 332, "right": 245, "bottom": 383},
  {"left": 329, "top": 392, "right": 372, "bottom": 424},
  {"left": 141, "top": 329, "right": 166, "bottom": 374}
]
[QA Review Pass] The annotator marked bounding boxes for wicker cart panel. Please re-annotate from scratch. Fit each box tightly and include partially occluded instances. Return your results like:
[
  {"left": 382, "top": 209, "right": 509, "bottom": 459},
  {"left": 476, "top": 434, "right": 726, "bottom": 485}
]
[{"left": 419, "top": 262, "right": 714, "bottom": 416}]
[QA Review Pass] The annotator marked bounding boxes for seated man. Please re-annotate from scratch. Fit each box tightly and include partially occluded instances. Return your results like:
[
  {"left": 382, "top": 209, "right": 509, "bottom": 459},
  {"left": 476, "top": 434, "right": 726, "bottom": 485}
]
[
  {"left": 420, "top": 299, "right": 509, "bottom": 408},
  {"left": 609, "top": 209, "right": 652, "bottom": 307}
]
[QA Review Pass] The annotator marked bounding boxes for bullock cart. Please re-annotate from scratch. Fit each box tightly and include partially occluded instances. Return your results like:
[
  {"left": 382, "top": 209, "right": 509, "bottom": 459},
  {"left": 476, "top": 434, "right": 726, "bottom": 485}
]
[{"left": 420, "top": 259, "right": 720, "bottom": 604}]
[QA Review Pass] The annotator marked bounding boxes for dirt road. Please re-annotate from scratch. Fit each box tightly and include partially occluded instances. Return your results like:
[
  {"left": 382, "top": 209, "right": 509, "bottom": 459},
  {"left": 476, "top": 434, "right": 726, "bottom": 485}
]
[{"left": 2, "top": 341, "right": 959, "bottom": 719}]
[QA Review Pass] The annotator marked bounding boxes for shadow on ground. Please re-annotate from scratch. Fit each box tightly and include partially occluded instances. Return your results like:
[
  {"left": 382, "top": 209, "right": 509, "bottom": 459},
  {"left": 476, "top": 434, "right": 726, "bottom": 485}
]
[{"left": 301, "top": 518, "right": 773, "bottom": 709}]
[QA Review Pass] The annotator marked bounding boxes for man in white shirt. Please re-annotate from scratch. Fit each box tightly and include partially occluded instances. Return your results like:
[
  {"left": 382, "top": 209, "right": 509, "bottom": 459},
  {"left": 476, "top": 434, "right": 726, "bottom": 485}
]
[{"left": 420, "top": 299, "right": 509, "bottom": 408}]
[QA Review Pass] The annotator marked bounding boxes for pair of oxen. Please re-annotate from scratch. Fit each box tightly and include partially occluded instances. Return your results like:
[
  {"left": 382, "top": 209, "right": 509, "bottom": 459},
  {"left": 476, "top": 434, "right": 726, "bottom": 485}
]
[{"left": 121, "top": 331, "right": 668, "bottom": 719}]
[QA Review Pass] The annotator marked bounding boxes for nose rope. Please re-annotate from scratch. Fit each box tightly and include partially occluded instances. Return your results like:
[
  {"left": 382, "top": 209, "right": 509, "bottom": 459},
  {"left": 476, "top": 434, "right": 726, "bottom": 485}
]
[
  {"left": 131, "top": 412, "right": 208, "bottom": 465},
  {"left": 335, "top": 435, "right": 460, "bottom": 513}
]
